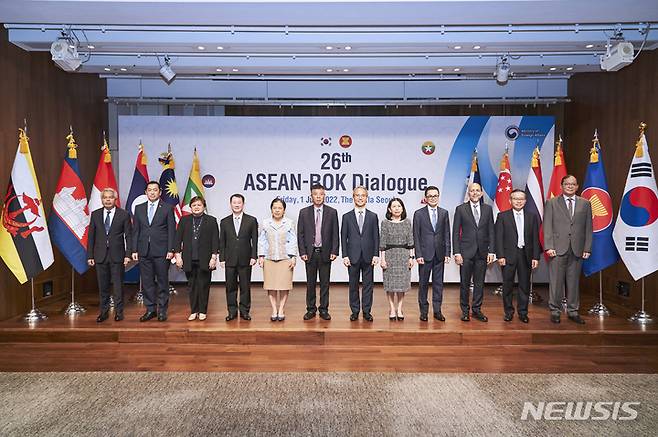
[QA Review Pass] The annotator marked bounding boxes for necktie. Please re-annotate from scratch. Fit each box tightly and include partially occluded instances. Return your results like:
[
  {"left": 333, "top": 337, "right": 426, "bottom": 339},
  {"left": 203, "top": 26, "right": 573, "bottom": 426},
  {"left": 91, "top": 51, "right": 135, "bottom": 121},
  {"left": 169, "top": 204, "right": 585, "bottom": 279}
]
[
  {"left": 431, "top": 208, "right": 437, "bottom": 231},
  {"left": 567, "top": 198, "right": 574, "bottom": 218},
  {"left": 358, "top": 211, "right": 364, "bottom": 233},
  {"left": 473, "top": 204, "right": 480, "bottom": 226},
  {"left": 148, "top": 203, "right": 155, "bottom": 225},
  {"left": 314, "top": 209, "right": 322, "bottom": 247},
  {"left": 515, "top": 212, "right": 524, "bottom": 248},
  {"left": 104, "top": 210, "right": 111, "bottom": 234},
  {"left": 234, "top": 216, "right": 241, "bottom": 235}
]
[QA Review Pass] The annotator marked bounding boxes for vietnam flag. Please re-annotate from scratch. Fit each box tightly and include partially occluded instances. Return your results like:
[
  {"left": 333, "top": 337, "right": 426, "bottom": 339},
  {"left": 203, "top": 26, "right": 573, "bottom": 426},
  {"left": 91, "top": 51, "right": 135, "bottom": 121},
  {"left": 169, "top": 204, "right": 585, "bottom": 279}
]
[
  {"left": 547, "top": 138, "right": 568, "bottom": 199},
  {"left": 181, "top": 148, "right": 205, "bottom": 215},
  {"left": 88, "top": 138, "right": 120, "bottom": 213}
]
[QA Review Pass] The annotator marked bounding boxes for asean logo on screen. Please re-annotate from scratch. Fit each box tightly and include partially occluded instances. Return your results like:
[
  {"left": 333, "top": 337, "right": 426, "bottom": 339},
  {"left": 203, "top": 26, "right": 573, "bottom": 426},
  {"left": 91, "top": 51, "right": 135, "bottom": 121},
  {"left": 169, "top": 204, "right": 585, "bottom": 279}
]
[
  {"left": 619, "top": 187, "right": 658, "bottom": 227},
  {"left": 581, "top": 187, "right": 614, "bottom": 232}
]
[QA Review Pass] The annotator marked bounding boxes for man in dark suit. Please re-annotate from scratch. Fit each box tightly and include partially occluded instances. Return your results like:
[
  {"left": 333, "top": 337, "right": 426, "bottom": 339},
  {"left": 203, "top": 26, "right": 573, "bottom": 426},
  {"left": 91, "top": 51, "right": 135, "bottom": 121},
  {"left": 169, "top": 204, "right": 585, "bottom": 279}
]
[
  {"left": 412, "top": 185, "right": 451, "bottom": 322},
  {"left": 131, "top": 181, "right": 176, "bottom": 322},
  {"left": 341, "top": 186, "right": 380, "bottom": 321},
  {"left": 453, "top": 183, "right": 496, "bottom": 322},
  {"left": 495, "top": 189, "right": 541, "bottom": 323},
  {"left": 544, "top": 175, "right": 593, "bottom": 324},
  {"left": 87, "top": 188, "right": 132, "bottom": 322},
  {"left": 297, "top": 183, "right": 340, "bottom": 320},
  {"left": 219, "top": 193, "right": 258, "bottom": 321}
]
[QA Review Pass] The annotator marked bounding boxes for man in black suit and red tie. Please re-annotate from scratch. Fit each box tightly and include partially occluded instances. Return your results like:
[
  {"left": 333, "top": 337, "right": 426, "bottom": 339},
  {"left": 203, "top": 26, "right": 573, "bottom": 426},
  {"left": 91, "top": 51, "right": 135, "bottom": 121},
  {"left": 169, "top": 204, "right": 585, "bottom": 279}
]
[
  {"left": 87, "top": 188, "right": 132, "bottom": 322},
  {"left": 495, "top": 189, "right": 541, "bottom": 323},
  {"left": 297, "top": 183, "right": 339, "bottom": 320},
  {"left": 453, "top": 183, "right": 496, "bottom": 322},
  {"left": 219, "top": 194, "right": 258, "bottom": 321},
  {"left": 131, "top": 181, "right": 176, "bottom": 322}
]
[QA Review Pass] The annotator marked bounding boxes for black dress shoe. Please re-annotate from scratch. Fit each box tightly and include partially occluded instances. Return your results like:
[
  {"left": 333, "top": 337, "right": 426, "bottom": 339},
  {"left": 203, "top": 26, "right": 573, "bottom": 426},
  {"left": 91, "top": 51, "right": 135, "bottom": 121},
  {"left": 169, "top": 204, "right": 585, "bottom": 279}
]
[
  {"left": 504, "top": 314, "right": 513, "bottom": 322},
  {"left": 519, "top": 315, "right": 529, "bottom": 323},
  {"left": 363, "top": 313, "right": 374, "bottom": 322},
  {"left": 472, "top": 312, "right": 488, "bottom": 322},
  {"left": 420, "top": 314, "right": 428, "bottom": 322},
  {"left": 350, "top": 313, "right": 359, "bottom": 321},
  {"left": 434, "top": 313, "right": 445, "bottom": 322},
  {"left": 550, "top": 314, "right": 561, "bottom": 324},
  {"left": 240, "top": 313, "right": 252, "bottom": 321},
  {"left": 139, "top": 311, "right": 157, "bottom": 322},
  {"left": 397, "top": 315, "right": 405, "bottom": 321},
  {"left": 225, "top": 313, "right": 238, "bottom": 321},
  {"left": 271, "top": 315, "right": 278, "bottom": 322},
  {"left": 461, "top": 313, "right": 471, "bottom": 322},
  {"left": 303, "top": 311, "right": 316, "bottom": 320},
  {"left": 96, "top": 312, "right": 109, "bottom": 323},
  {"left": 114, "top": 313, "right": 124, "bottom": 322},
  {"left": 568, "top": 314, "right": 586, "bottom": 324},
  {"left": 157, "top": 314, "right": 167, "bottom": 322},
  {"left": 319, "top": 312, "right": 331, "bottom": 321}
]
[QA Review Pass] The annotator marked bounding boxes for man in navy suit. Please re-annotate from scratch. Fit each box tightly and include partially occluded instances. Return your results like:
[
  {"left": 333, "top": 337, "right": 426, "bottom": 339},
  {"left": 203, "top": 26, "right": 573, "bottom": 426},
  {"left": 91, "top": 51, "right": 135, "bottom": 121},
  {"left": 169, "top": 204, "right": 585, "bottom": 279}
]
[
  {"left": 453, "top": 183, "right": 496, "bottom": 322},
  {"left": 132, "top": 181, "right": 176, "bottom": 322},
  {"left": 412, "top": 186, "right": 451, "bottom": 322},
  {"left": 341, "top": 186, "right": 380, "bottom": 321}
]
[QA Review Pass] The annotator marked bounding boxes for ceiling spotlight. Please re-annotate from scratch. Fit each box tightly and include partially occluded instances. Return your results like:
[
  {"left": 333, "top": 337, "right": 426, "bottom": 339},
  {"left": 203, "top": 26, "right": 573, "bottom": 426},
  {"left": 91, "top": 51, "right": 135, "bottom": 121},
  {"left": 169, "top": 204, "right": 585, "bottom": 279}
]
[
  {"left": 50, "top": 36, "right": 81, "bottom": 71},
  {"left": 217, "top": 46, "right": 224, "bottom": 50},
  {"left": 585, "top": 44, "right": 594, "bottom": 48},
  {"left": 453, "top": 45, "right": 462, "bottom": 50},
  {"left": 216, "top": 68, "right": 223, "bottom": 72},
  {"left": 566, "top": 66, "right": 574, "bottom": 71},
  {"left": 343, "top": 69, "right": 349, "bottom": 72},
  {"left": 344, "top": 46, "right": 352, "bottom": 50},
  {"left": 87, "top": 45, "right": 95, "bottom": 49},
  {"left": 119, "top": 67, "right": 127, "bottom": 72},
  {"left": 197, "top": 46, "right": 205, "bottom": 50},
  {"left": 325, "top": 46, "right": 333, "bottom": 50},
  {"left": 473, "top": 45, "right": 481, "bottom": 50},
  {"left": 495, "top": 56, "right": 511, "bottom": 85},
  {"left": 549, "top": 67, "right": 557, "bottom": 71},
  {"left": 103, "top": 67, "right": 111, "bottom": 71},
  {"left": 326, "top": 68, "right": 333, "bottom": 72},
  {"left": 232, "top": 68, "right": 239, "bottom": 72},
  {"left": 453, "top": 67, "right": 461, "bottom": 72},
  {"left": 159, "top": 55, "right": 176, "bottom": 84},
  {"left": 436, "top": 68, "right": 443, "bottom": 72}
]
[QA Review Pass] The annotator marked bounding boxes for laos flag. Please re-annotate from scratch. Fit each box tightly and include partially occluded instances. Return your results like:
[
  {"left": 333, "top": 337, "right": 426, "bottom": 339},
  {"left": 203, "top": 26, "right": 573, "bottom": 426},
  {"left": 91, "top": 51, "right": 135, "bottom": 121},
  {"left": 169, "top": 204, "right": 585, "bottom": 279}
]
[{"left": 48, "top": 132, "right": 90, "bottom": 274}]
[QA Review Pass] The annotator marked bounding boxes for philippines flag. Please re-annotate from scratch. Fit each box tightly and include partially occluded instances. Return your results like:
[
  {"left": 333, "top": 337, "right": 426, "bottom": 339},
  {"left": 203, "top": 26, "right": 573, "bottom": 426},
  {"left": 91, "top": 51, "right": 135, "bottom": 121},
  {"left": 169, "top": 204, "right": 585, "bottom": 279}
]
[
  {"left": 88, "top": 139, "right": 120, "bottom": 213},
  {"left": 582, "top": 133, "right": 620, "bottom": 276},
  {"left": 492, "top": 150, "right": 512, "bottom": 219},
  {"left": 158, "top": 145, "right": 183, "bottom": 224},
  {"left": 126, "top": 143, "right": 150, "bottom": 216},
  {"left": 612, "top": 126, "right": 658, "bottom": 280},
  {"left": 524, "top": 146, "right": 545, "bottom": 250},
  {"left": 463, "top": 151, "right": 482, "bottom": 203},
  {"left": 547, "top": 138, "right": 568, "bottom": 199},
  {"left": 48, "top": 131, "right": 90, "bottom": 274}
]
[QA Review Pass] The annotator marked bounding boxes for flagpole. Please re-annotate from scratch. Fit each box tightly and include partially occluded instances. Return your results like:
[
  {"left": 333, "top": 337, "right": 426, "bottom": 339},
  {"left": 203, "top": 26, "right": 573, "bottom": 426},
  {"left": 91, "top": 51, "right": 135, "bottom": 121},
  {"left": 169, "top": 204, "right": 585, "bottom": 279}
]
[
  {"left": 64, "top": 267, "right": 86, "bottom": 315},
  {"left": 629, "top": 278, "right": 653, "bottom": 324},
  {"left": 134, "top": 278, "right": 144, "bottom": 303},
  {"left": 528, "top": 271, "right": 542, "bottom": 304},
  {"left": 587, "top": 271, "right": 610, "bottom": 316},
  {"left": 24, "top": 278, "right": 47, "bottom": 322}
]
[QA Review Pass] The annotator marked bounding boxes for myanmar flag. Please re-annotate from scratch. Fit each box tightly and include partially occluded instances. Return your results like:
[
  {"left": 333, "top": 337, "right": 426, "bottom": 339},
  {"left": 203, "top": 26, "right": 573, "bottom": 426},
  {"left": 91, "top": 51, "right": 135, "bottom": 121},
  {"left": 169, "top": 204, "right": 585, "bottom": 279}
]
[
  {"left": 0, "top": 129, "right": 54, "bottom": 284},
  {"left": 181, "top": 148, "right": 205, "bottom": 215}
]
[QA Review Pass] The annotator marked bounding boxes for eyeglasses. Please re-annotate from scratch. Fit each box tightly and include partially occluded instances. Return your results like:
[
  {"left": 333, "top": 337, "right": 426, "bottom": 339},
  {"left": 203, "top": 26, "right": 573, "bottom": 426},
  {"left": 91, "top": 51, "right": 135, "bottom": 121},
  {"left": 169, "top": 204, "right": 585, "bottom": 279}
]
[{"left": 426, "top": 194, "right": 439, "bottom": 199}]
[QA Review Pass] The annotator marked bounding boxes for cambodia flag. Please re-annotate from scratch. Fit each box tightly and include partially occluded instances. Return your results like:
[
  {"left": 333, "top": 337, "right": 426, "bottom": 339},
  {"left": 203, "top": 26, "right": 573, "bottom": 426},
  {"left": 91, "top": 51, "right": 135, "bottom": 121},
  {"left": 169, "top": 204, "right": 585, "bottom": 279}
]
[
  {"left": 48, "top": 131, "right": 90, "bottom": 274},
  {"left": 125, "top": 144, "right": 149, "bottom": 216}
]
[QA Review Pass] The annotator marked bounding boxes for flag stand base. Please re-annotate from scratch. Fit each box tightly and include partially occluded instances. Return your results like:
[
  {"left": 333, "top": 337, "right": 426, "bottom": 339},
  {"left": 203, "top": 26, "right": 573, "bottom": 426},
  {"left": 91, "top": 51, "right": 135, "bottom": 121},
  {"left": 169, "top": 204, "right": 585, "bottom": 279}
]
[
  {"left": 528, "top": 290, "right": 542, "bottom": 304},
  {"left": 64, "top": 301, "right": 86, "bottom": 316},
  {"left": 629, "top": 311, "right": 653, "bottom": 324},
  {"left": 588, "top": 302, "right": 610, "bottom": 316},
  {"left": 24, "top": 308, "right": 48, "bottom": 323},
  {"left": 108, "top": 296, "right": 115, "bottom": 308},
  {"left": 169, "top": 285, "right": 177, "bottom": 295},
  {"left": 492, "top": 285, "right": 503, "bottom": 296}
]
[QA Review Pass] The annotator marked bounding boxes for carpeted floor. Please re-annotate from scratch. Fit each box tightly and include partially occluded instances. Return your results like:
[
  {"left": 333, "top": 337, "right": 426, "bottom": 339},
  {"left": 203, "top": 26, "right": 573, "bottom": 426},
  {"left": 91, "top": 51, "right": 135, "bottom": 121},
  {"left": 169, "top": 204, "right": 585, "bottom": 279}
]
[{"left": 0, "top": 373, "right": 655, "bottom": 436}]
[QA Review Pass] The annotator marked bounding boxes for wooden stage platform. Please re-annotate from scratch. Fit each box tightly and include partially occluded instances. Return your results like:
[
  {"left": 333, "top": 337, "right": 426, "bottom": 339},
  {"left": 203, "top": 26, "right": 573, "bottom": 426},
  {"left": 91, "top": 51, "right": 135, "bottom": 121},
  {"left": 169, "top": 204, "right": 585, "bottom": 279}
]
[{"left": 0, "top": 284, "right": 656, "bottom": 373}]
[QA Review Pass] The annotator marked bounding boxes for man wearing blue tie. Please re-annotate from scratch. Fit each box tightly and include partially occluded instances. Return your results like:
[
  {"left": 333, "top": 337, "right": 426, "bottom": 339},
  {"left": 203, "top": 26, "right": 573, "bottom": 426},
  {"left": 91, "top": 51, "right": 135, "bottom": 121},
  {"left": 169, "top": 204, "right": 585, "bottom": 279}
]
[{"left": 412, "top": 186, "right": 451, "bottom": 322}]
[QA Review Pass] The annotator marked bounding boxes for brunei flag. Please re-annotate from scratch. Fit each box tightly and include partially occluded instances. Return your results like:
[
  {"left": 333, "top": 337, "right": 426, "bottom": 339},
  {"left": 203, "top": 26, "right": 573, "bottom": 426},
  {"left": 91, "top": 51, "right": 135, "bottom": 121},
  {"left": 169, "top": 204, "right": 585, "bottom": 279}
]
[
  {"left": 0, "top": 129, "right": 54, "bottom": 284},
  {"left": 158, "top": 144, "right": 183, "bottom": 224},
  {"left": 181, "top": 148, "right": 205, "bottom": 215}
]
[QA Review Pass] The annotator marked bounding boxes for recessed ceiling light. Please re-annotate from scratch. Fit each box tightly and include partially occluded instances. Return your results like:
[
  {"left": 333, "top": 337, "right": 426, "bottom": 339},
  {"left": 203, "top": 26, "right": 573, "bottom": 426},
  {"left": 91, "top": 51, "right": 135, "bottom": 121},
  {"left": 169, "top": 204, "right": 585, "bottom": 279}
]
[
  {"left": 343, "top": 69, "right": 349, "bottom": 72},
  {"left": 344, "top": 46, "right": 352, "bottom": 50},
  {"left": 120, "top": 67, "right": 127, "bottom": 71},
  {"left": 473, "top": 45, "right": 481, "bottom": 50},
  {"left": 453, "top": 45, "right": 462, "bottom": 50},
  {"left": 453, "top": 67, "right": 460, "bottom": 72},
  {"left": 217, "top": 46, "right": 224, "bottom": 50},
  {"left": 103, "top": 67, "right": 111, "bottom": 71},
  {"left": 197, "top": 46, "right": 205, "bottom": 50},
  {"left": 436, "top": 68, "right": 443, "bottom": 72},
  {"left": 232, "top": 68, "right": 238, "bottom": 72},
  {"left": 585, "top": 44, "right": 594, "bottom": 48},
  {"left": 566, "top": 66, "right": 574, "bottom": 71},
  {"left": 549, "top": 67, "right": 557, "bottom": 71},
  {"left": 87, "top": 45, "right": 95, "bottom": 49},
  {"left": 326, "top": 68, "right": 333, "bottom": 72},
  {"left": 216, "top": 68, "right": 223, "bottom": 72},
  {"left": 325, "top": 46, "right": 333, "bottom": 50}
]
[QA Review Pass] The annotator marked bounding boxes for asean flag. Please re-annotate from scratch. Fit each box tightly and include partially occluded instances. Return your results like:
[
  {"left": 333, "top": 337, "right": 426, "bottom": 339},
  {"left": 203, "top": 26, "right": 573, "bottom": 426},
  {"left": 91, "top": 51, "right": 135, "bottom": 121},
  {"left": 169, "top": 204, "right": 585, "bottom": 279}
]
[{"left": 48, "top": 131, "right": 90, "bottom": 274}]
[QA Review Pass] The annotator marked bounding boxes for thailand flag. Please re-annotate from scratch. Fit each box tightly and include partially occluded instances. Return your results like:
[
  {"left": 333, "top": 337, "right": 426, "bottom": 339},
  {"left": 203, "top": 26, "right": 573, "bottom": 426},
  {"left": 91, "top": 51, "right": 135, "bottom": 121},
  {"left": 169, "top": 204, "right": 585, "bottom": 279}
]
[
  {"left": 525, "top": 147, "right": 545, "bottom": 250},
  {"left": 126, "top": 144, "right": 150, "bottom": 216},
  {"left": 582, "top": 135, "right": 620, "bottom": 276},
  {"left": 88, "top": 140, "right": 120, "bottom": 213},
  {"left": 48, "top": 134, "right": 91, "bottom": 274},
  {"left": 463, "top": 151, "right": 482, "bottom": 203}
]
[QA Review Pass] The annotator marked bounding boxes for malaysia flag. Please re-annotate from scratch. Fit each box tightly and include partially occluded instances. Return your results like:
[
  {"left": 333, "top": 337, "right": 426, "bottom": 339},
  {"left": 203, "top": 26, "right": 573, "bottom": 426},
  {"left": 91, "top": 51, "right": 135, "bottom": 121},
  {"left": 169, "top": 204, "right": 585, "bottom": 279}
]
[{"left": 48, "top": 131, "right": 90, "bottom": 274}]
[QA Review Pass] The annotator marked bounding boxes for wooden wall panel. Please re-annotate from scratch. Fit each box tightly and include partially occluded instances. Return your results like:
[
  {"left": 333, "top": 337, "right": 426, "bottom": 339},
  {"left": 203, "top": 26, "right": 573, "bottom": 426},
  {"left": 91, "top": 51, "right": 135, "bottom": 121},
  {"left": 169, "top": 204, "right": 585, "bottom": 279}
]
[
  {"left": 565, "top": 49, "right": 658, "bottom": 316},
  {"left": 0, "top": 27, "right": 107, "bottom": 320}
]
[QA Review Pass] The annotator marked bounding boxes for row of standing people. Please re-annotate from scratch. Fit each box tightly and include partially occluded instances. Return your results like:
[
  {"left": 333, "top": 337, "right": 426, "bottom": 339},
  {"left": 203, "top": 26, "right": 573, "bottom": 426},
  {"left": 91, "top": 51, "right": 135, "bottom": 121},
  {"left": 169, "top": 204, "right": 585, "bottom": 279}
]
[{"left": 87, "top": 175, "right": 592, "bottom": 325}]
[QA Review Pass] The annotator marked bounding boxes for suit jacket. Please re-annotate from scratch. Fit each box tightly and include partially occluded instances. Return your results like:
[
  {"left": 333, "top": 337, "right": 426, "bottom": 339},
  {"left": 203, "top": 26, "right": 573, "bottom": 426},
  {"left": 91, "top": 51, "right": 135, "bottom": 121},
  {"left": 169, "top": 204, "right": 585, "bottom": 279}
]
[
  {"left": 341, "top": 209, "right": 380, "bottom": 264},
  {"left": 87, "top": 207, "right": 132, "bottom": 263},
  {"left": 175, "top": 214, "right": 219, "bottom": 272},
  {"left": 131, "top": 200, "right": 176, "bottom": 257},
  {"left": 452, "top": 202, "right": 495, "bottom": 259},
  {"left": 297, "top": 204, "right": 340, "bottom": 262},
  {"left": 495, "top": 209, "right": 541, "bottom": 264},
  {"left": 543, "top": 195, "right": 593, "bottom": 257},
  {"left": 412, "top": 206, "right": 451, "bottom": 261},
  {"left": 219, "top": 213, "right": 258, "bottom": 267}
]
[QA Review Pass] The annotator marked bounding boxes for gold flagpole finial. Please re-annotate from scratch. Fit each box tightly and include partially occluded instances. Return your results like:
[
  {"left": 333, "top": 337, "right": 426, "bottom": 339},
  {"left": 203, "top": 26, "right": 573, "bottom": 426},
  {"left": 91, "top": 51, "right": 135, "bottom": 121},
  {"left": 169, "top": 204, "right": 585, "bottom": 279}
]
[
  {"left": 639, "top": 122, "right": 647, "bottom": 136},
  {"left": 168, "top": 143, "right": 172, "bottom": 154},
  {"left": 66, "top": 127, "right": 78, "bottom": 159},
  {"left": 18, "top": 127, "right": 30, "bottom": 154},
  {"left": 557, "top": 135, "right": 563, "bottom": 149}
]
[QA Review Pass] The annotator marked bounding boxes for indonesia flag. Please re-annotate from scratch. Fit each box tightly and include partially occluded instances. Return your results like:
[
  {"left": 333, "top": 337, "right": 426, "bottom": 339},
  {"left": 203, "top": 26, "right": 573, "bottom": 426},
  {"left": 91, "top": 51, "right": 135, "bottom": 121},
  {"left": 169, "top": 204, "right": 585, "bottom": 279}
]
[
  {"left": 525, "top": 147, "right": 545, "bottom": 249},
  {"left": 88, "top": 139, "right": 120, "bottom": 213},
  {"left": 48, "top": 131, "right": 90, "bottom": 274},
  {"left": 492, "top": 150, "right": 512, "bottom": 219},
  {"left": 547, "top": 138, "right": 568, "bottom": 199},
  {"left": 125, "top": 143, "right": 149, "bottom": 216}
]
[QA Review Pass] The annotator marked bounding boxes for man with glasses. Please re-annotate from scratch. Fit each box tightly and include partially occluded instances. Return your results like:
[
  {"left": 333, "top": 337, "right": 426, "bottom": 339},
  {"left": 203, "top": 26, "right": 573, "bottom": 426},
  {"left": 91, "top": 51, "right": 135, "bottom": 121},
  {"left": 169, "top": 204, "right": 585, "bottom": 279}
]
[
  {"left": 412, "top": 186, "right": 451, "bottom": 322},
  {"left": 544, "top": 175, "right": 593, "bottom": 324}
]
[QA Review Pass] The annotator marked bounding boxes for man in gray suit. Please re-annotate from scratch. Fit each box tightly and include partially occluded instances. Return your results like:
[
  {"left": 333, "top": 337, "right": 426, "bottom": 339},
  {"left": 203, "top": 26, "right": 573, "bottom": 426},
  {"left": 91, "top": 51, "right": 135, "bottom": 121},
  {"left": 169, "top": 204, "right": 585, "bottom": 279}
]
[{"left": 543, "top": 175, "right": 593, "bottom": 324}]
